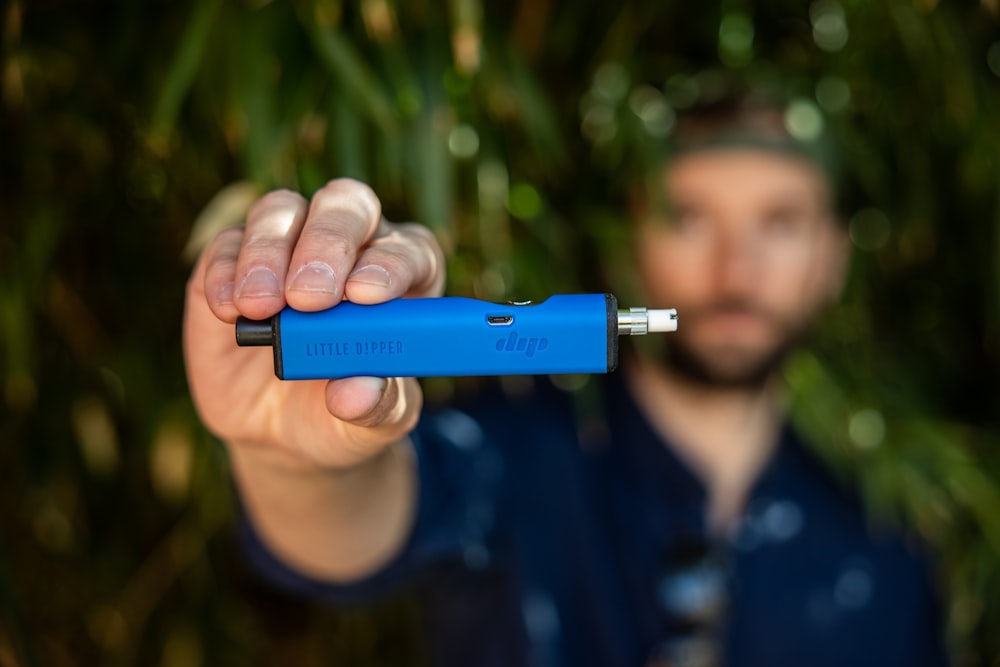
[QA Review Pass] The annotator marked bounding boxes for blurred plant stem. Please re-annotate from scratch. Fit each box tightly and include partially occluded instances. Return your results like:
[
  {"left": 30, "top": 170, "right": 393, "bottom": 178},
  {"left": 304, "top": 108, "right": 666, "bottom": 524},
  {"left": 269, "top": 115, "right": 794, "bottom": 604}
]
[{"left": 97, "top": 489, "right": 231, "bottom": 667}]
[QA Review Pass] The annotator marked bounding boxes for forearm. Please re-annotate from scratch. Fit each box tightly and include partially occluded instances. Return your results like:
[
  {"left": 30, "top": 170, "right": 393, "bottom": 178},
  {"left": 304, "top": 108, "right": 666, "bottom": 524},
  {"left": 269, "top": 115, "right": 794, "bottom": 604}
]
[{"left": 228, "top": 437, "right": 418, "bottom": 582}]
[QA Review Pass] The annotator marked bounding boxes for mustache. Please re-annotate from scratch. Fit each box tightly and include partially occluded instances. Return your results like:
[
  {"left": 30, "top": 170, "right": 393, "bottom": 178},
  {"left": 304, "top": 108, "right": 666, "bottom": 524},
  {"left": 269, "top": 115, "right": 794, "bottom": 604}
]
[{"left": 681, "top": 299, "right": 785, "bottom": 326}]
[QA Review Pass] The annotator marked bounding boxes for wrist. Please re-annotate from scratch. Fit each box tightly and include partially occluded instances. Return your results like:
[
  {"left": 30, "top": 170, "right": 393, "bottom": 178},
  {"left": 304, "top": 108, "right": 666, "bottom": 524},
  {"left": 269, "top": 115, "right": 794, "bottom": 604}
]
[
  {"left": 226, "top": 435, "right": 418, "bottom": 581},
  {"left": 225, "top": 435, "right": 407, "bottom": 485}
]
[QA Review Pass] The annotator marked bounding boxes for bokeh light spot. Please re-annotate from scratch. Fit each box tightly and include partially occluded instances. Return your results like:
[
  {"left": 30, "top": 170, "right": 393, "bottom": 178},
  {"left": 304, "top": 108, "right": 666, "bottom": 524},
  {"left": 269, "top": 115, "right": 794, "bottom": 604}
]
[
  {"left": 849, "top": 409, "right": 886, "bottom": 449},
  {"left": 629, "top": 86, "right": 676, "bottom": 138},
  {"left": 151, "top": 421, "right": 194, "bottom": 505},
  {"left": 811, "top": 1, "right": 849, "bottom": 52},
  {"left": 476, "top": 267, "right": 507, "bottom": 300},
  {"left": 593, "top": 62, "right": 629, "bottom": 102},
  {"left": 33, "top": 501, "right": 74, "bottom": 554},
  {"left": 88, "top": 605, "right": 128, "bottom": 651},
  {"left": 508, "top": 183, "right": 542, "bottom": 219},
  {"left": 719, "top": 12, "right": 755, "bottom": 66},
  {"left": 448, "top": 123, "right": 480, "bottom": 159},
  {"left": 71, "top": 396, "right": 120, "bottom": 477},
  {"left": 835, "top": 567, "right": 874, "bottom": 608},
  {"left": 581, "top": 105, "right": 617, "bottom": 144},
  {"left": 784, "top": 99, "right": 824, "bottom": 141},
  {"left": 478, "top": 160, "right": 509, "bottom": 209}
]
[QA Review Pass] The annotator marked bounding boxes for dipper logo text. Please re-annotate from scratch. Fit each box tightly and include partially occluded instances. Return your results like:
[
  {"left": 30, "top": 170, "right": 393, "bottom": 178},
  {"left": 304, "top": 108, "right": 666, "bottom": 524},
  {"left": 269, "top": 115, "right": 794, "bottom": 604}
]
[{"left": 496, "top": 332, "right": 548, "bottom": 358}]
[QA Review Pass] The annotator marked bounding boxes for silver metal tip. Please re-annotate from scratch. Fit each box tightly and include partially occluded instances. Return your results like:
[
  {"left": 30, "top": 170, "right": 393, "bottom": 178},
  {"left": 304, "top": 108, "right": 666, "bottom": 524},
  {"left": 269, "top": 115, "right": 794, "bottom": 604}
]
[{"left": 617, "top": 307, "right": 678, "bottom": 335}]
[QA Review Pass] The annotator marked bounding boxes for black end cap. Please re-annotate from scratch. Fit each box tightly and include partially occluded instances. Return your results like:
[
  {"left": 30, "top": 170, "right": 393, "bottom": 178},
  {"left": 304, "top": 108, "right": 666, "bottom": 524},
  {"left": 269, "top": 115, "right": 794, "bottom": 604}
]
[{"left": 235, "top": 317, "right": 274, "bottom": 347}]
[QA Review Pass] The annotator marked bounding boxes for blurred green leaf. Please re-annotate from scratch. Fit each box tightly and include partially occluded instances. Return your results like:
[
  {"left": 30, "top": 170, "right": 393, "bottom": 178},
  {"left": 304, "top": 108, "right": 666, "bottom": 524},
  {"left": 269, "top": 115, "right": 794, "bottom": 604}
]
[
  {"left": 149, "top": 0, "right": 222, "bottom": 148},
  {"left": 305, "top": 20, "right": 398, "bottom": 136}
]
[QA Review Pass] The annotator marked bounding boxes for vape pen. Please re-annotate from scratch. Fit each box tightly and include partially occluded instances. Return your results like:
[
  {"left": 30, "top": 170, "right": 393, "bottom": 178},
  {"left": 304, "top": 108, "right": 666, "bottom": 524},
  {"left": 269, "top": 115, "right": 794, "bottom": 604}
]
[{"left": 235, "top": 293, "right": 677, "bottom": 380}]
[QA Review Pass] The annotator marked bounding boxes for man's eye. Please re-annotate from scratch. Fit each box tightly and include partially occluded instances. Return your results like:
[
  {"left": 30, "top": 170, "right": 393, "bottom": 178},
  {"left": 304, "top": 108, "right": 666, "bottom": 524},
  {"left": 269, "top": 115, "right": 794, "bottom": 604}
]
[
  {"left": 761, "top": 210, "right": 807, "bottom": 236},
  {"left": 669, "top": 207, "right": 708, "bottom": 233}
]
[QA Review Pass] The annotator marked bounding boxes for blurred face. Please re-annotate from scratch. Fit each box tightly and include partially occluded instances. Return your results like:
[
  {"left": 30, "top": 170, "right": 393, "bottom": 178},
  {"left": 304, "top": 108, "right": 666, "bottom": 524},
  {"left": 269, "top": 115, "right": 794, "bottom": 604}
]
[{"left": 635, "top": 149, "right": 847, "bottom": 387}]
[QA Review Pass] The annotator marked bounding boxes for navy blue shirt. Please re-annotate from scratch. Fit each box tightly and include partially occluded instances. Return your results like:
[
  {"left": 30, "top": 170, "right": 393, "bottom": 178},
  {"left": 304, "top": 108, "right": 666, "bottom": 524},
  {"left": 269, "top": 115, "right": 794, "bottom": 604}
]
[{"left": 244, "top": 374, "right": 946, "bottom": 667}]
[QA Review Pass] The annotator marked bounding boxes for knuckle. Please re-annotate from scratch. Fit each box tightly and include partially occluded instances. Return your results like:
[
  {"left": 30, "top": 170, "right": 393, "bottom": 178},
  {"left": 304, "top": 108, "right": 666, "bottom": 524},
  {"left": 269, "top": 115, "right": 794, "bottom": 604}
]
[
  {"left": 249, "top": 188, "right": 304, "bottom": 217},
  {"left": 205, "top": 251, "right": 238, "bottom": 279},
  {"left": 211, "top": 230, "right": 244, "bottom": 260},
  {"left": 350, "top": 182, "right": 381, "bottom": 220},
  {"left": 393, "top": 224, "right": 445, "bottom": 292},
  {"left": 315, "top": 178, "right": 382, "bottom": 227},
  {"left": 398, "top": 221, "right": 433, "bottom": 241},
  {"left": 189, "top": 229, "right": 242, "bottom": 295},
  {"left": 243, "top": 191, "right": 305, "bottom": 250},
  {"left": 204, "top": 226, "right": 243, "bottom": 259},
  {"left": 356, "top": 231, "right": 414, "bottom": 263},
  {"left": 241, "top": 234, "right": 288, "bottom": 257},
  {"left": 301, "top": 229, "right": 354, "bottom": 263},
  {"left": 377, "top": 226, "right": 438, "bottom": 260},
  {"left": 395, "top": 396, "right": 421, "bottom": 435},
  {"left": 390, "top": 378, "right": 422, "bottom": 434},
  {"left": 216, "top": 225, "right": 245, "bottom": 242},
  {"left": 376, "top": 227, "right": 409, "bottom": 246},
  {"left": 330, "top": 177, "right": 378, "bottom": 206},
  {"left": 404, "top": 223, "right": 443, "bottom": 259}
]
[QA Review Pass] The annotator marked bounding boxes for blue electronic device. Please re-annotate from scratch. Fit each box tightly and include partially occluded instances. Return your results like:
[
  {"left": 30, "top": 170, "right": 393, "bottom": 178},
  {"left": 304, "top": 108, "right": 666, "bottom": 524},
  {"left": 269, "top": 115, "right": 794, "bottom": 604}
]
[{"left": 235, "top": 294, "right": 677, "bottom": 380}]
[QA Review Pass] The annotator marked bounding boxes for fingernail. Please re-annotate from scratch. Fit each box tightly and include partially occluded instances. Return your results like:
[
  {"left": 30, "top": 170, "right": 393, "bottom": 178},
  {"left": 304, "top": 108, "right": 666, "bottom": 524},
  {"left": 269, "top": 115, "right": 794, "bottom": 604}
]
[
  {"left": 237, "top": 268, "right": 280, "bottom": 299},
  {"left": 332, "top": 376, "right": 389, "bottom": 422},
  {"left": 348, "top": 265, "right": 391, "bottom": 288},
  {"left": 214, "top": 282, "right": 234, "bottom": 306},
  {"left": 289, "top": 262, "right": 337, "bottom": 294},
  {"left": 354, "top": 376, "right": 388, "bottom": 400}
]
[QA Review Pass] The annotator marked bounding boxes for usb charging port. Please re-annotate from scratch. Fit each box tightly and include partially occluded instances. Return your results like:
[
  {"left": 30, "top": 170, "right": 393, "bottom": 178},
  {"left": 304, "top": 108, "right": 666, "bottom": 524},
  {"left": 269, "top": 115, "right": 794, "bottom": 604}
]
[{"left": 487, "top": 314, "right": 514, "bottom": 326}]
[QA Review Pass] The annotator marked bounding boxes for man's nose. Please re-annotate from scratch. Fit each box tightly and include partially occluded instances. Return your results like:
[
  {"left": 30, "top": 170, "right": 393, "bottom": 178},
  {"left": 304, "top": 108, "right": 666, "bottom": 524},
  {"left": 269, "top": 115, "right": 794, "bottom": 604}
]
[{"left": 712, "top": 227, "right": 760, "bottom": 293}]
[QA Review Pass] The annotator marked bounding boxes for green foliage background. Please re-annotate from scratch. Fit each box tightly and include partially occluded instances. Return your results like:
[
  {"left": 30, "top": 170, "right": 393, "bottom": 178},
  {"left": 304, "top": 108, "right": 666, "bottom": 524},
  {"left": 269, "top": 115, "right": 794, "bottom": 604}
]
[{"left": 1, "top": 0, "right": 999, "bottom": 664}]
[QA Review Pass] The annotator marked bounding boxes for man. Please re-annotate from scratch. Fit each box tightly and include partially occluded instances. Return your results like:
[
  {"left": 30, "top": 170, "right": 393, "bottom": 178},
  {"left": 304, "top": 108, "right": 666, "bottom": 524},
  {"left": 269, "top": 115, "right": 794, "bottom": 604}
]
[{"left": 183, "top": 95, "right": 945, "bottom": 666}]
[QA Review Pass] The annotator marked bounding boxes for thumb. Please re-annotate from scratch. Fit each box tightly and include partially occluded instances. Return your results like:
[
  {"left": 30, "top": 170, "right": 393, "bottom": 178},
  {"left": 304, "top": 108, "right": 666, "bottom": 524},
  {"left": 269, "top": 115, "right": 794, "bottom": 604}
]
[{"left": 274, "top": 376, "right": 423, "bottom": 469}]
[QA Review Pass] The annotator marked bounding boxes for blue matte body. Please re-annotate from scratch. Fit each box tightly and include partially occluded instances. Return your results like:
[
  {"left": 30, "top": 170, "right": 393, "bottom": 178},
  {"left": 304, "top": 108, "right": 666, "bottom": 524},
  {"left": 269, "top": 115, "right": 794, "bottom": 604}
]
[{"left": 275, "top": 294, "right": 611, "bottom": 379}]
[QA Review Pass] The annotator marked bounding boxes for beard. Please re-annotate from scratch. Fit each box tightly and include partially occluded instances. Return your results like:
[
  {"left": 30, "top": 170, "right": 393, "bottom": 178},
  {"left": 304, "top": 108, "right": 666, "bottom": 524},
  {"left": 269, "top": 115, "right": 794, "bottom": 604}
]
[{"left": 649, "top": 298, "right": 811, "bottom": 389}]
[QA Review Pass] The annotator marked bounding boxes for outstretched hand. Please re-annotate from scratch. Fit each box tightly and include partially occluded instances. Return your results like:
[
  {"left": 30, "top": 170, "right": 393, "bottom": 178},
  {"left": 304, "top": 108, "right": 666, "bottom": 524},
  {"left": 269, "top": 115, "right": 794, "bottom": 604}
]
[{"left": 183, "top": 178, "right": 445, "bottom": 469}]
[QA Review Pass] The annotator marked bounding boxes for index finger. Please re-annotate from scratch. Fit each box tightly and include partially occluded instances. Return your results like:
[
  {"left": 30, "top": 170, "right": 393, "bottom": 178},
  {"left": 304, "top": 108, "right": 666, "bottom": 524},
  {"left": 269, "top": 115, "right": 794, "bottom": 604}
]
[{"left": 285, "top": 179, "right": 383, "bottom": 312}]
